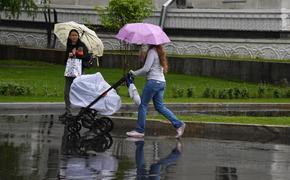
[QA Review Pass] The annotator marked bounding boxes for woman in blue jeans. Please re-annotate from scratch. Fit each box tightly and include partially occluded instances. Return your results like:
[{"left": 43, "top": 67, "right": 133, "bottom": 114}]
[{"left": 126, "top": 45, "right": 186, "bottom": 138}]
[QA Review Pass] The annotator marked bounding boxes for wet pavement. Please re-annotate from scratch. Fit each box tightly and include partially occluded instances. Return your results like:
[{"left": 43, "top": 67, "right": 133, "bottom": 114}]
[{"left": 0, "top": 114, "right": 290, "bottom": 180}]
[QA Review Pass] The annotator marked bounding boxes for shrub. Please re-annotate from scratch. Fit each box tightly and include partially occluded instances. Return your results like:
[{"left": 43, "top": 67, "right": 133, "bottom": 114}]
[
  {"left": 177, "top": 88, "right": 184, "bottom": 98},
  {"left": 186, "top": 87, "right": 195, "bottom": 97},
  {"left": 210, "top": 89, "right": 216, "bottom": 98},
  {"left": 257, "top": 84, "right": 266, "bottom": 98},
  {"left": 202, "top": 87, "right": 211, "bottom": 98},
  {"left": 172, "top": 86, "right": 178, "bottom": 98},
  {"left": 273, "top": 88, "right": 282, "bottom": 98},
  {"left": 233, "top": 87, "right": 240, "bottom": 98},
  {"left": 218, "top": 89, "right": 228, "bottom": 99},
  {"left": 0, "top": 82, "right": 32, "bottom": 96},
  {"left": 286, "top": 89, "right": 290, "bottom": 98},
  {"left": 240, "top": 87, "right": 249, "bottom": 98},
  {"left": 172, "top": 86, "right": 184, "bottom": 98},
  {"left": 228, "top": 88, "right": 234, "bottom": 99}
]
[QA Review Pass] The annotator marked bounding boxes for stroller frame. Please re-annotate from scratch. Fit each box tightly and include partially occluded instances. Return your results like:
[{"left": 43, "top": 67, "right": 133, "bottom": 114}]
[{"left": 63, "top": 75, "right": 127, "bottom": 135}]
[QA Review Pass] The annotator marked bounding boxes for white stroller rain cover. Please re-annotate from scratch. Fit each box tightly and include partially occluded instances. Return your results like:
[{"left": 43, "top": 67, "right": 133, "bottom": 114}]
[{"left": 70, "top": 73, "right": 121, "bottom": 115}]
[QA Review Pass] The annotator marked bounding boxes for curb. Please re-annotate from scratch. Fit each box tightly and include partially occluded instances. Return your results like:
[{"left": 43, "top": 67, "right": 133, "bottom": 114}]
[
  {"left": 2, "top": 102, "right": 290, "bottom": 111},
  {"left": 1, "top": 102, "right": 290, "bottom": 144},
  {"left": 1, "top": 102, "right": 290, "bottom": 116},
  {"left": 111, "top": 116, "right": 290, "bottom": 144}
]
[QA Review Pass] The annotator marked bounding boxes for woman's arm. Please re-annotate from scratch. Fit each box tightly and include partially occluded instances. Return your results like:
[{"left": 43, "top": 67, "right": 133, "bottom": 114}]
[{"left": 131, "top": 49, "right": 155, "bottom": 76}]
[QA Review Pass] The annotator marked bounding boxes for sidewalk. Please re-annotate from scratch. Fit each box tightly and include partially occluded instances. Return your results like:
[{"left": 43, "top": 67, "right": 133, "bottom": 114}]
[{"left": 1, "top": 102, "right": 290, "bottom": 144}]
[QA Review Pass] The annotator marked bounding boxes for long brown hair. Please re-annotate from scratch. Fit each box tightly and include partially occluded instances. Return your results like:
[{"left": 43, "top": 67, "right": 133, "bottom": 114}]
[{"left": 150, "top": 45, "right": 168, "bottom": 73}]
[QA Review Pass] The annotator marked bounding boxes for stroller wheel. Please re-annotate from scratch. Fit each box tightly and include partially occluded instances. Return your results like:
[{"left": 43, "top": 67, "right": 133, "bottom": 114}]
[
  {"left": 80, "top": 114, "right": 95, "bottom": 129},
  {"left": 90, "top": 120, "right": 108, "bottom": 135},
  {"left": 100, "top": 117, "right": 114, "bottom": 132},
  {"left": 102, "top": 133, "right": 113, "bottom": 149},
  {"left": 67, "top": 122, "right": 82, "bottom": 133},
  {"left": 62, "top": 132, "right": 81, "bottom": 155},
  {"left": 67, "top": 132, "right": 81, "bottom": 142},
  {"left": 89, "top": 133, "right": 113, "bottom": 152}
]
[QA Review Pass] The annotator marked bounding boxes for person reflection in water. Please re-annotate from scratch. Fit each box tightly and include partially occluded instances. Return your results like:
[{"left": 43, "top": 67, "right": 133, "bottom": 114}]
[{"left": 134, "top": 140, "right": 181, "bottom": 179}]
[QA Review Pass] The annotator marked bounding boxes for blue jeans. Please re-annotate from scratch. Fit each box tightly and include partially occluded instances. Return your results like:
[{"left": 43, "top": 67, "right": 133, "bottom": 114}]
[
  {"left": 136, "top": 79, "right": 183, "bottom": 133},
  {"left": 135, "top": 141, "right": 181, "bottom": 180}
]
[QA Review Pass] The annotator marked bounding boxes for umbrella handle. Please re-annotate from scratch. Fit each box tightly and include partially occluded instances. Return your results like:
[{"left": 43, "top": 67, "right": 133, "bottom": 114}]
[{"left": 96, "top": 57, "right": 99, "bottom": 67}]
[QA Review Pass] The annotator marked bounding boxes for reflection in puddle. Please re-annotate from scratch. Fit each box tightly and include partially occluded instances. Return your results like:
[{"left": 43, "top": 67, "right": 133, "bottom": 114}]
[
  {"left": 216, "top": 166, "right": 237, "bottom": 180},
  {"left": 61, "top": 131, "right": 113, "bottom": 156},
  {"left": 0, "top": 114, "right": 290, "bottom": 180},
  {"left": 59, "top": 130, "right": 115, "bottom": 179},
  {"left": 133, "top": 139, "right": 181, "bottom": 179}
]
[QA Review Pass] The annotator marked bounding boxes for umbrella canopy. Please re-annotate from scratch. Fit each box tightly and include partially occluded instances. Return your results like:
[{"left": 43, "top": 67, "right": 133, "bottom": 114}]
[
  {"left": 54, "top": 21, "right": 104, "bottom": 57},
  {"left": 115, "top": 23, "right": 170, "bottom": 45}
]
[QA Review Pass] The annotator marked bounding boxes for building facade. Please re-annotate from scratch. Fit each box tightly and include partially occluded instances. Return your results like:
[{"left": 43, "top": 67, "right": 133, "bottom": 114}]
[{"left": 0, "top": 0, "right": 290, "bottom": 60}]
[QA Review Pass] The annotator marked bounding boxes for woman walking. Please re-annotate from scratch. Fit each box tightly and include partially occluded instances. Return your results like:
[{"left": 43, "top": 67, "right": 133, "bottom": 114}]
[{"left": 126, "top": 45, "right": 186, "bottom": 138}]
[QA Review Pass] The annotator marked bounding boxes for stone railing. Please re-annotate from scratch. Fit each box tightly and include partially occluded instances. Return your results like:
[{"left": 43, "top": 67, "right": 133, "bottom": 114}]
[
  {"left": 101, "top": 34, "right": 290, "bottom": 60},
  {"left": 1, "top": 27, "right": 290, "bottom": 60},
  {"left": 1, "top": 6, "right": 290, "bottom": 60}
]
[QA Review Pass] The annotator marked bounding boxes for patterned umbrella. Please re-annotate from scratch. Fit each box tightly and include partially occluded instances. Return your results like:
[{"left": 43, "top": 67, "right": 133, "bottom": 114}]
[{"left": 54, "top": 21, "right": 104, "bottom": 57}]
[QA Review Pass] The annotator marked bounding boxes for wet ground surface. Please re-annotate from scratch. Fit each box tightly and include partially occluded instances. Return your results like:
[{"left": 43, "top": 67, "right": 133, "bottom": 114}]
[{"left": 0, "top": 114, "right": 290, "bottom": 180}]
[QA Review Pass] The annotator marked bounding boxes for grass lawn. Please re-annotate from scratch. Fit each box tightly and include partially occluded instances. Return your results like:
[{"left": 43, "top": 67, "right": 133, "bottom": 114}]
[
  {"left": 1, "top": 59, "right": 290, "bottom": 103},
  {"left": 1, "top": 59, "right": 290, "bottom": 126}
]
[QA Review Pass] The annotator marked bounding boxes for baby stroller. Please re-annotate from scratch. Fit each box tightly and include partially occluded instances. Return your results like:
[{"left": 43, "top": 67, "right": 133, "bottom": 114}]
[{"left": 62, "top": 73, "right": 133, "bottom": 135}]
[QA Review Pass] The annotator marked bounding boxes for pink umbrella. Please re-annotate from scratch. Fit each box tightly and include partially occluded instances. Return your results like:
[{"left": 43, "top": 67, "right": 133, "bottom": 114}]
[{"left": 115, "top": 23, "right": 171, "bottom": 45}]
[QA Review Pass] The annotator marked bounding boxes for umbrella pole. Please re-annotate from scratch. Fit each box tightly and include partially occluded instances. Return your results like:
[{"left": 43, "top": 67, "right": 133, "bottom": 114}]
[
  {"left": 122, "top": 41, "right": 128, "bottom": 76},
  {"left": 125, "top": 43, "right": 129, "bottom": 74}
]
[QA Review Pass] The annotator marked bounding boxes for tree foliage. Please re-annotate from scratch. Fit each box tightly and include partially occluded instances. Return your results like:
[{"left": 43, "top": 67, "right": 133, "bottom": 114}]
[
  {"left": 96, "top": 0, "right": 154, "bottom": 32},
  {"left": 0, "top": 0, "right": 38, "bottom": 18}
]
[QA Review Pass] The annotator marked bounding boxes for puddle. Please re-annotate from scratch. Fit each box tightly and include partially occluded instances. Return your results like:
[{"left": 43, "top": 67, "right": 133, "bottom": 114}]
[{"left": 0, "top": 114, "right": 290, "bottom": 180}]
